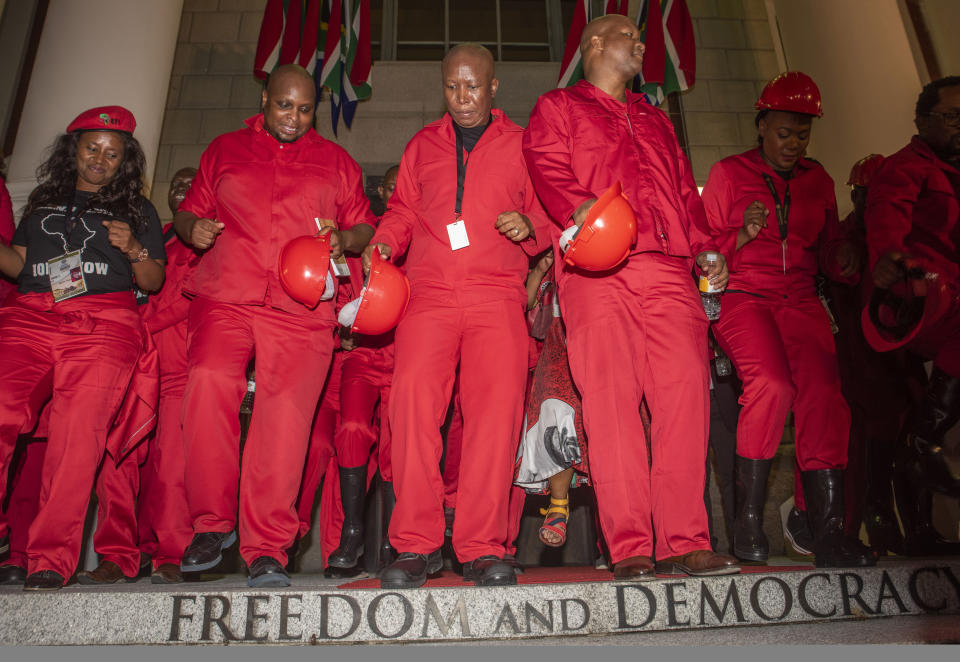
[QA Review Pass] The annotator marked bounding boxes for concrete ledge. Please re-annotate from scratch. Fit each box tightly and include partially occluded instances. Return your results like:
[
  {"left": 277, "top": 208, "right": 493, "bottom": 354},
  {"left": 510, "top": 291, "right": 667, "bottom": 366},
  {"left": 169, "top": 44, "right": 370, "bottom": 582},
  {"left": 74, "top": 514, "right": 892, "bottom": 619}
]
[{"left": 1, "top": 558, "right": 958, "bottom": 645}]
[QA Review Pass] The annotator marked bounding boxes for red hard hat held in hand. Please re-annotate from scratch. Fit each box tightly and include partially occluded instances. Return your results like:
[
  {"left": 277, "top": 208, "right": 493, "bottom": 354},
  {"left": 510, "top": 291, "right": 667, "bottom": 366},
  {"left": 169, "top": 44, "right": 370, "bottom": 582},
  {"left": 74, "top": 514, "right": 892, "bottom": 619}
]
[
  {"left": 755, "top": 72, "right": 823, "bottom": 117},
  {"left": 862, "top": 260, "right": 953, "bottom": 352},
  {"left": 847, "top": 154, "right": 885, "bottom": 187},
  {"left": 351, "top": 249, "right": 410, "bottom": 335},
  {"left": 563, "top": 181, "right": 637, "bottom": 271},
  {"left": 278, "top": 233, "right": 332, "bottom": 308}
]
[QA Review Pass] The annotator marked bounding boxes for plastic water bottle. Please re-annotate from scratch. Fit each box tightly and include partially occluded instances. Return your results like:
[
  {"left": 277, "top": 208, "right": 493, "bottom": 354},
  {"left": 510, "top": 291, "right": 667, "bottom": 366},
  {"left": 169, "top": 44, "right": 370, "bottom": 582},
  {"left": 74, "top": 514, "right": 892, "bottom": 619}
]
[{"left": 699, "top": 252, "right": 722, "bottom": 321}]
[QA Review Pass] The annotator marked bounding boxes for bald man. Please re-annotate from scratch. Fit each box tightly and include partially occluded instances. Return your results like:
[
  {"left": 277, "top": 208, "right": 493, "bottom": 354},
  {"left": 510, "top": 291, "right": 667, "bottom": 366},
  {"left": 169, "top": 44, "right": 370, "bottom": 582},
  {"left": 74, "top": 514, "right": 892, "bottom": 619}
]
[
  {"left": 174, "top": 64, "right": 376, "bottom": 587},
  {"left": 364, "top": 44, "right": 550, "bottom": 588},
  {"left": 523, "top": 15, "right": 739, "bottom": 579}
]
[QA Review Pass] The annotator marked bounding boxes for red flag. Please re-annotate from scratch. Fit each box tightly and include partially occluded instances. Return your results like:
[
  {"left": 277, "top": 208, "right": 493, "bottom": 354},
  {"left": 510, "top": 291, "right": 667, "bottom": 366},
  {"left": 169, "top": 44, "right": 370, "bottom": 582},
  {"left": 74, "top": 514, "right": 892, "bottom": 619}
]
[
  {"left": 641, "top": 0, "right": 666, "bottom": 86},
  {"left": 605, "top": 0, "right": 628, "bottom": 14},
  {"left": 254, "top": 0, "right": 323, "bottom": 80},
  {"left": 253, "top": 0, "right": 285, "bottom": 80},
  {"left": 664, "top": 0, "right": 696, "bottom": 87},
  {"left": 349, "top": 0, "right": 371, "bottom": 90},
  {"left": 558, "top": 0, "right": 589, "bottom": 87}
]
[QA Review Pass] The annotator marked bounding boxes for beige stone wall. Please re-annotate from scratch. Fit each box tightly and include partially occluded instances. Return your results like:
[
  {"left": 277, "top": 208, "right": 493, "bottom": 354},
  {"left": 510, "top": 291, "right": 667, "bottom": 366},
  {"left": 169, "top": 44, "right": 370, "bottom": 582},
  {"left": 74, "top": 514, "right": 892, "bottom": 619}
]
[
  {"left": 153, "top": 0, "right": 779, "bottom": 217},
  {"left": 682, "top": 0, "right": 780, "bottom": 183}
]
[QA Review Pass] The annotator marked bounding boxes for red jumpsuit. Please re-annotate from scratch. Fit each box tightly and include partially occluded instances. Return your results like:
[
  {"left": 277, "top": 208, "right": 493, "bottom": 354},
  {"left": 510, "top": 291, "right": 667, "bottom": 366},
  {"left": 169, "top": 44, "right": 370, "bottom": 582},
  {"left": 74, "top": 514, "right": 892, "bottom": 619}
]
[
  {"left": 702, "top": 149, "right": 853, "bottom": 470},
  {"left": 0, "top": 180, "right": 14, "bottom": 303},
  {"left": 523, "top": 79, "right": 717, "bottom": 564},
  {"left": 372, "top": 110, "right": 550, "bottom": 562},
  {"left": 178, "top": 114, "right": 374, "bottom": 567},
  {"left": 865, "top": 136, "right": 960, "bottom": 375}
]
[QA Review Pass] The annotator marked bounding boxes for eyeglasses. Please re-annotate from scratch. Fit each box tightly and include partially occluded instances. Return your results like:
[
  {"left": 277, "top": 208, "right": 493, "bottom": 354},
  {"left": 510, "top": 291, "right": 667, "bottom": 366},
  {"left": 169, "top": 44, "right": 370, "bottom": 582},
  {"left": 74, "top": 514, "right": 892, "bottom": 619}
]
[{"left": 927, "top": 110, "right": 960, "bottom": 127}]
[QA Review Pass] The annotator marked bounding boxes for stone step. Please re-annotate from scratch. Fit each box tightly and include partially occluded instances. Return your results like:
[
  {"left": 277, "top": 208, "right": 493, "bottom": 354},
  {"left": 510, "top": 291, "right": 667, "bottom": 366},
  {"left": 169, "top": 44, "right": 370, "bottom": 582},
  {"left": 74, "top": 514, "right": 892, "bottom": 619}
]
[{"left": 1, "top": 558, "right": 958, "bottom": 645}]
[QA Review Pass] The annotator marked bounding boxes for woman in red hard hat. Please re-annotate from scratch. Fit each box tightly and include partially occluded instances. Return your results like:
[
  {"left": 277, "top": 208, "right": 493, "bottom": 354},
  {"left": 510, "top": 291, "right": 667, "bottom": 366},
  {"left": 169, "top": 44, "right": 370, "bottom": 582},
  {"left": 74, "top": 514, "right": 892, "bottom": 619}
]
[
  {"left": 701, "top": 72, "right": 874, "bottom": 568},
  {"left": 0, "top": 105, "right": 166, "bottom": 590}
]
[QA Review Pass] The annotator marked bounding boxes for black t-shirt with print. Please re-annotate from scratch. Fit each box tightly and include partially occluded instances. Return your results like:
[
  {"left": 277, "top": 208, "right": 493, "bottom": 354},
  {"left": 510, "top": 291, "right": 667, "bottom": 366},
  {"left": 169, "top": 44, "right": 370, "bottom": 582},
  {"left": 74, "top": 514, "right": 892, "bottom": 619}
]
[{"left": 13, "top": 190, "right": 166, "bottom": 296}]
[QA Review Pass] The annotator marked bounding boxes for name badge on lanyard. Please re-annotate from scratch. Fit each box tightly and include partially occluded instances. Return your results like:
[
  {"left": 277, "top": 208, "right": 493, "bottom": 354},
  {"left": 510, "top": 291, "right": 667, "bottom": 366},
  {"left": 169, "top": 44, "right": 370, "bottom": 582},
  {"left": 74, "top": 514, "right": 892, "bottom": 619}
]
[
  {"left": 48, "top": 250, "right": 87, "bottom": 302},
  {"left": 448, "top": 128, "right": 471, "bottom": 251}
]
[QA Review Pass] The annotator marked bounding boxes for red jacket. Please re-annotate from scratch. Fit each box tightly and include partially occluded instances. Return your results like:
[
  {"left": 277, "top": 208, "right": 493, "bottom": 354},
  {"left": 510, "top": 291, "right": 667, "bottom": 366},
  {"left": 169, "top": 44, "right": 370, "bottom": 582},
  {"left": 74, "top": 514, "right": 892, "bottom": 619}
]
[
  {"left": 179, "top": 115, "right": 375, "bottom": 319},
  {"left": 866, "top": 136, "right": 960, "bottom": 283},
  {"left": 522, "top": 79, "right": 716, "bottom": 262},
  {"left": 371, "top": 110, "right": 551, "bottom": 306},
  {"left": 701, "top": 148, "right": 852, "bottom": 298},
  {"left": 141, "top": 227, "right": 200, "bottom": 335}
]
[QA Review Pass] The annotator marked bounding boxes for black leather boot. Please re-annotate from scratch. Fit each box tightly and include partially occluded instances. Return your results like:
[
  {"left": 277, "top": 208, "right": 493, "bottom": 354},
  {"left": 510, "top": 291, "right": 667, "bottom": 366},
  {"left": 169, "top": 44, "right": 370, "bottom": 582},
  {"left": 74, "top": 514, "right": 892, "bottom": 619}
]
[
  {"left": 378, "top": 480, "right": 397, "bottom": 572},
  {"left": 802, "top": 469, "right": 875, "bottom": 568},
  {"left": 327, "top": 465, "right": 367, "bottom": 568},
  {"left": 862, "top": 439, "right": 904, "bottom": 556},
  {"left": 895, "top": 472, "right": 960, "bottom": 556},
  {"left": 901, "top": 368, "right": 960, "bottom": 498},
  {"left": 732, "top": 456, "right": 773, "bottom": 562}
]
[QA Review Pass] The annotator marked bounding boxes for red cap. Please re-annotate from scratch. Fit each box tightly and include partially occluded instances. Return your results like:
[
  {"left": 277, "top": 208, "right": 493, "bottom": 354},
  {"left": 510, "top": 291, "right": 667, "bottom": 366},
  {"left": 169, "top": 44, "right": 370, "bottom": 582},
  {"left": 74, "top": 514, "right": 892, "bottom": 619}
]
[
  {"left": 755, "top": 72, "right": 823, "bottom": 117},
  {"left": 66, "top": 106, "right": 137, "bottom": 134},
  {"left": 846, "top": 154, "right": 885, "bottom": 187}
]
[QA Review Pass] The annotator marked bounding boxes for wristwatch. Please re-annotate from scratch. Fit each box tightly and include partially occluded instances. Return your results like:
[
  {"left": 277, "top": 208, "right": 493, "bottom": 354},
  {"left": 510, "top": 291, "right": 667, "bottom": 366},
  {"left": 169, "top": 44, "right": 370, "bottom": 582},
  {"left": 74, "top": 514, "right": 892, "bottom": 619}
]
[{"left": 129, "top": 247, "right": 150, "bottom": 263}]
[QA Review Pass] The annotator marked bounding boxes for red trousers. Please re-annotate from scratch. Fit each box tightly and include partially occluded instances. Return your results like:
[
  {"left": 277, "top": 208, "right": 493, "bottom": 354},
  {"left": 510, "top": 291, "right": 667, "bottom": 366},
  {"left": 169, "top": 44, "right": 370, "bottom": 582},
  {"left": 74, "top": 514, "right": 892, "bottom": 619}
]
[
  {"left": 0, "top": 438, "right": 45, "bottom": 568},
  {"left": 442, "top": 385, "right": 463, "bottom": 510},
  {"left": 561, "top": 254, "right": 712, "bottom": 564},
  {"left": 0, "top": 292, "right": 145, "bottom": 578},
  {"left": 713, "top": 292, "right": 849, "bottom": 469},
  {"left": 91, "top": 441, "right": 149, "bottom": 577},
  {"left": 389, "top": 293, "right": 527, "bottom": 562},
  {"left": 336, "top": 345, "right": 394, "bottom": 479},
  {"left": 182, "top": 297, "right": 334, "bottom": 566},
  {"left": 139, "top": 321, "right": 192, "bottom": 569}
]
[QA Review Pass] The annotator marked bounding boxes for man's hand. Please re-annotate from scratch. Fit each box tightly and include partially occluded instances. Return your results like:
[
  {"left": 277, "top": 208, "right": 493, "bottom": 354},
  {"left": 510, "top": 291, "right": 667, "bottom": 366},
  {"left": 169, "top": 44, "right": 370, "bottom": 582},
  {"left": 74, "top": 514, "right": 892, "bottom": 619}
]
[
  {"left": 835, "top": 241, "right": 861, "bottom": 278},
  {"left": 318, "top": 226, "right": 344, "bottom": 259},
  {"left": 495, "top": 211, "right": 533, "bottom": 242},
  {"left": 362, "top": 243, "right": 391, "bottom": 274},
  {"left": 339, "top": 326, "right": 357, "bottom": 351},
  {"left": 737, "top": 200, "right": 768, "bottom": 249},
  {"left": 696, "top": 251, "right": 729, "bottom": 291},
  {"left": 189, "top": 217, "right": 224, "bottom": 250},
  {"left": 102, "top": 220, "right": 140, "bottom": 256},
  {"left": 572, "top": 199, "right": 598, "bottom": 228},
  {"left": 873, "top": 251, "right": 907, "bottom": 289}
]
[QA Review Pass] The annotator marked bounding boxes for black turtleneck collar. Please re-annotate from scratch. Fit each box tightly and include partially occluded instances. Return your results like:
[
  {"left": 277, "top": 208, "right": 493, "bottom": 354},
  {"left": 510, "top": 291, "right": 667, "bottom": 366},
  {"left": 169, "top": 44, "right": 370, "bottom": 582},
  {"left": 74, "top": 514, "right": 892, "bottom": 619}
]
[{"left": 454, "top": 115, "right": 493, "bottom": 153}]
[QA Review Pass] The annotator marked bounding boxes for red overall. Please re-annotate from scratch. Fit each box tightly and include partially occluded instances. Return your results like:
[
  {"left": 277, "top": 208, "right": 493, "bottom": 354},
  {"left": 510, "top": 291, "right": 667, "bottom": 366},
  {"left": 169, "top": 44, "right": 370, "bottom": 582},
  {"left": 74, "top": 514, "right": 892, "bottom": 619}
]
[
  {"left": 702, "top": 149, "right": 853, "bottom": 470},
  {"left": 0, "top": 180, "right": 14, "bottom": 303},
  {"left": 178, "top": 114, "right": 373, "bottom": 566},
  {"left": 865, "top": 136, "right": 960, "bottom": 376},
  {"left": 0, "top": 438, "right": 46, "bottom": 569},
  {"left": 523, "top": 79, "right": 718, "bottom": 564},
  {"left": 372, "top": 110, "right": 550, "bottom": 562},
  {"left": 0, "top": 292, "right": 153, "bottom": 578}
]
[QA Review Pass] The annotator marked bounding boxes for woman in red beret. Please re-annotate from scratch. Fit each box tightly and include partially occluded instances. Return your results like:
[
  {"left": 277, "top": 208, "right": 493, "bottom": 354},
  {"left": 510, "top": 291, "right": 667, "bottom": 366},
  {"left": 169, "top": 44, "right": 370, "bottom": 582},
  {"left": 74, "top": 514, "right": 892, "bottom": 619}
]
[{"left": 0, "top": 106, "right": 166, "bottom": 590}]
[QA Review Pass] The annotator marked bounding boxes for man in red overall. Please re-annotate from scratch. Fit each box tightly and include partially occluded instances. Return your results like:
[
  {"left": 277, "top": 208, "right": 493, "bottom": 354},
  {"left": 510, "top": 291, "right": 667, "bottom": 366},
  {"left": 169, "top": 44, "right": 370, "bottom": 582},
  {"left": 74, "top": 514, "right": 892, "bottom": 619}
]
[
  {"left": 174, "top": 64, "right": 375, "bottom": 588},
  {"left": 364, "top": 44, "right": 550, "bottom": 588},
  {"left": 522, "top": 15, "right": 738, "bottom": 579},
  {"left": 864, "top": 76, "right": 960, "bottom": 542}
]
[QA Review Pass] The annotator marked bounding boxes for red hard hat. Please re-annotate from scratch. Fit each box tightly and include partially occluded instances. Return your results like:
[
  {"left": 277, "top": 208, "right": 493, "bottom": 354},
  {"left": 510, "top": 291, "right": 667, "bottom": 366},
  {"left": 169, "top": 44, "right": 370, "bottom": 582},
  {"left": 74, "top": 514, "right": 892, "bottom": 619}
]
[
  {"left": 846, "top": 154, "right": 885, "bottom": 187},
  {"left": 278, "top": 233, "right": 332, "bottom": 308},
  {"left": 861, "top": 260, "right": 954, "bottom": 352},
  {"left": 563, "top": 182, "right": 637, "bottom": 271},
  {"left": 755, "top": 72, "right": 823, "bottom": 117},
  {"left": 352, "top": 249, "right": 410, "bottom": 335}
]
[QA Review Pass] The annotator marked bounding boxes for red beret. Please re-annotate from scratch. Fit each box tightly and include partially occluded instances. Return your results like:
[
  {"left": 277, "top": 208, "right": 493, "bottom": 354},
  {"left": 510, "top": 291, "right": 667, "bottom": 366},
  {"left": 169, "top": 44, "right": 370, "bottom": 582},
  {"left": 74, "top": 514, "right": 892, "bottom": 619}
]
[{"left": 66, "top": 106, "right": 136, "bottom": 134}]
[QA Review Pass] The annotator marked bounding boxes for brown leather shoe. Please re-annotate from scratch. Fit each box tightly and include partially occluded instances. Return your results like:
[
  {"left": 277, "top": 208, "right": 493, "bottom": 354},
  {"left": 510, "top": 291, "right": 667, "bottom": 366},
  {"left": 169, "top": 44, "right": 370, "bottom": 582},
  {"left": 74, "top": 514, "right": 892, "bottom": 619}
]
[
  {"left": 76, "top": 560, "right": 136, "bottom": 585},
  {"left": 151, "top": 563, "right": 184, "bottom": 585},
  {"left": 655, "top": 550, "right": 740, "bottom": 576},
  {"left": 612, "top": 555, "right": 655, "bottom": 580}
]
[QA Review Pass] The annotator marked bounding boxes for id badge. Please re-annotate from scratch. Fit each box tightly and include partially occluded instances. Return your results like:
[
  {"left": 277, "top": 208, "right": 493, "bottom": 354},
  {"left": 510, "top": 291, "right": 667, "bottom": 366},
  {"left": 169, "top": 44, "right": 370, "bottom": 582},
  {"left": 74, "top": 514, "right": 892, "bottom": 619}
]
[
  {"left": 446, "top": 219, "right": 470, "bottom": 251},
  {"left": 48, "top": 250, "right": 87, "bottom": 302}
]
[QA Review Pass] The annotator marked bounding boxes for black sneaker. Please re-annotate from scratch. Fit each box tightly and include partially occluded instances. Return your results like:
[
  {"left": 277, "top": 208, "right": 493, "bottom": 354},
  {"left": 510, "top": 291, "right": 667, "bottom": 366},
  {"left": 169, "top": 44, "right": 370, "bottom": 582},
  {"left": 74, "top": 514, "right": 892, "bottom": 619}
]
[
  {"left": 380, "top": 550, "right": 442, "bottom": 589},
  {"left": 462, "top": 556, "right": 517, "bottom": 587},
  {"left": 23, "top": 570, "right": 65, "bottom": 591},
  {"left": 180, "top": 531, "right": 237, "bottom": 572},
  {"left": 247, "top": 556, "right": 290, "bottom": 588}
]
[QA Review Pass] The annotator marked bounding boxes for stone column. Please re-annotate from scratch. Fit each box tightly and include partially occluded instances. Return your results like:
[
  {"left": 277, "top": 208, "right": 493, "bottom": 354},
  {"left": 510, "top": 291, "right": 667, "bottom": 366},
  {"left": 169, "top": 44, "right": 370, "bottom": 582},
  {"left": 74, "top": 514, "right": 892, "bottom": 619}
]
[{"left": 5, "top": 0, "right": 183, "bottom": 216}]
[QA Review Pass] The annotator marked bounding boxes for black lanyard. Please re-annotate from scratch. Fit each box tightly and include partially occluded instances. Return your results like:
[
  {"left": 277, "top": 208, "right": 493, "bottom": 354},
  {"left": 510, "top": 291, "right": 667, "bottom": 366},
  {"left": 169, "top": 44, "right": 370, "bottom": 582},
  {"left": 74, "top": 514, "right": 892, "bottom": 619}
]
[
  {"left": 455, "top": 128, "right": 466, "bottom": 218},
  {"left": 63, "top": 190, "right": 97, "bottom": 251},
  {"left": 761, "top": 174, "right": 790, "bottom": 240}
]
